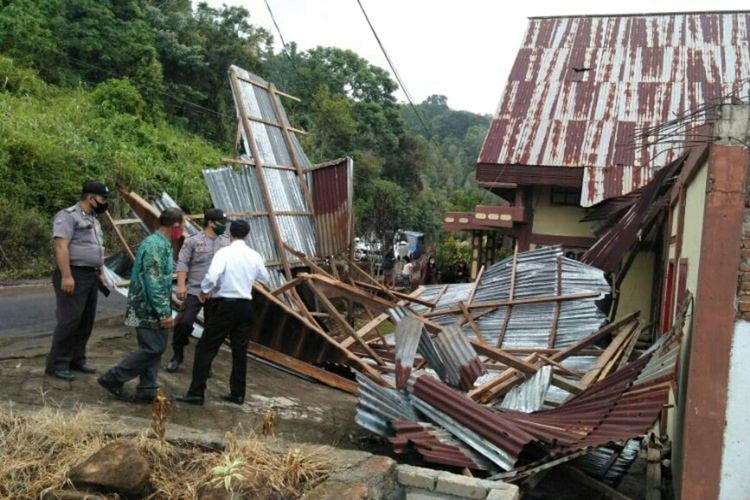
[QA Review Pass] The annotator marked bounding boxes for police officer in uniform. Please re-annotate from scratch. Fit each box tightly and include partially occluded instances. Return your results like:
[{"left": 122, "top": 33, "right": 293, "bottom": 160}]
[
  {"left": 46, "top": 181, "right": 110, "bottom": 381},
  {"left": 165, "top": 208, "right": 229, "bottom": 372}
]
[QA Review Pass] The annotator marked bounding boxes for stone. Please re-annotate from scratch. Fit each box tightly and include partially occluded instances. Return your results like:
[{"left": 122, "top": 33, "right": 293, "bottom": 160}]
[
  {"left": 486, "top": 485, "right": 521, "bottom": 500},
  {"left": 328, "top": 455, "right": 397, "bottom": 499},
  {"left": 68, "top": 441, "right": 149, "bottom": 496},
  {"left": 404, "top": 489, "right": 464, "bottom": 499},
  {"left": 42, "top": 490, "right": 113, "bottom": 500},
  {"left": 397, "top": 464, "right": 439, "bottom": 490},
  {"left": 197, "top": 485, "right": 227, "bottom": 500},
  {"left": 302, "top": 480, "right": 370, "bottom": 499},
  {"left": 434, "top": 472, "right": 489, "bottom": 499}
]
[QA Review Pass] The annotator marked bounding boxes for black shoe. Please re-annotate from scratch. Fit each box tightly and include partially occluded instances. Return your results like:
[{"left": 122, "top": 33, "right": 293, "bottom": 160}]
[
  {"left": 97, "top": 376, "right": 124, "bottom": 399},
  {"left": 70, "top": 363, "right": 96, "bottom": 374},
  {"left": 220, "top": 394, "right": 244, "bottom": 405},
  {"left": 165, "top": 351, "right": 183, "bottom": 373},
  {"left": 45, "top": 369, "right": 75, "bottom": 381},
  {"left": 173, "top": 393, "right": 204, "bottom": 406},
  {"left": 132, "top": 393, "right": 156, "bottom": 405}
]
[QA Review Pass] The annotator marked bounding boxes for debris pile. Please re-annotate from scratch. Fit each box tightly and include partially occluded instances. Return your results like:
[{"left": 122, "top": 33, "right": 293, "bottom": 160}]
[{"left": 102, "top": 66, "right": 682, "bottom": 487}]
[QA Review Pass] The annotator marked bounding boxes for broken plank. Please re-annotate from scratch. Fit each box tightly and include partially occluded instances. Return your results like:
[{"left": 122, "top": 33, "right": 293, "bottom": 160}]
[
  {"left": 467, "top": 265, "right": 485, "bottom": 304},
  {"left": 353, "top": 280, "right": 434, "bottom": 307},
  {"left": 460, "top": 302, "right": 487, "bottom": 345},
  {"left": 579, "top": 322, "right": 640, "bottom": 388},
  {"left": 252, "top": 283, "right": 390, "bottom": 386},
  {"left": 306, "top": 280, "right": 385, "bottom": 365},
  {"left": 248, "top": 342, "right": 357, "bottom": 395}
]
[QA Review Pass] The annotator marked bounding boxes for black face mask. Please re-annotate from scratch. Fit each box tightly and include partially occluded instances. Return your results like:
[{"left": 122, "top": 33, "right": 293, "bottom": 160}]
[{"left": 92, "top": 198, "right": 109, "bottom": 214}]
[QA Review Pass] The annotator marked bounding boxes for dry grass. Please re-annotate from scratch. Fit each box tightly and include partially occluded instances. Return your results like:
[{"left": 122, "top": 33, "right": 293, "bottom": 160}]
[{"left": 0, "top": 406, "right": 331, "bottom": 499}]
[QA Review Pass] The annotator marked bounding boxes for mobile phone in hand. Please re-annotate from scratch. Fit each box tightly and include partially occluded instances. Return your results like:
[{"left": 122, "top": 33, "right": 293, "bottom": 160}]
[{"left": 98, "top": 281, "right": 111, "bottom": 297}]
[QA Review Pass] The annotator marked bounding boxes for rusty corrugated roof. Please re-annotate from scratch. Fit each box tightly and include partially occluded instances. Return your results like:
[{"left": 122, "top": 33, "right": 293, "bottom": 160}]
[{"left": 478, "top": 12, "right": 750, "bottom": 205}]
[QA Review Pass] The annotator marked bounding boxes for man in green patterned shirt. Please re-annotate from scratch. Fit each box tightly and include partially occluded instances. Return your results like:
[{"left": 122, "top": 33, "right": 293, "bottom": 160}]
[{"left": 98, "top": 208, "right": 184, "bottom": 403}]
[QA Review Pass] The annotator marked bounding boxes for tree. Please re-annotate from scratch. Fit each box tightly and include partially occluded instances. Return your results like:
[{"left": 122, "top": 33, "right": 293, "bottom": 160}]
[{"left": 357, "top": 179, "right": 414, "bottom": 252}]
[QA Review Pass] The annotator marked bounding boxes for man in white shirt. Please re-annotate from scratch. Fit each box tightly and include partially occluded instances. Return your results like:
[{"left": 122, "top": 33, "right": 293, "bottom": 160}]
[{"left": 173, "top": 219, "right": 270, "bottom": 406}]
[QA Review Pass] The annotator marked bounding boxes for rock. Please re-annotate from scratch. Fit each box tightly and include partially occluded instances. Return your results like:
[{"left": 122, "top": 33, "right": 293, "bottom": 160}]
[
  {"left": 42, "top": 489, "right": 116, "bottom": 500},
  {"left": 197, "top": 485, "right": 227, "bottom": 500},
  {"left": 68, "top": 441, "right": 149, "bottom": 496}
]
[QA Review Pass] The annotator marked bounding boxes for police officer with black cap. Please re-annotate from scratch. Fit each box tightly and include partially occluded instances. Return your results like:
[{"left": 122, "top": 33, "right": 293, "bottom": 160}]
[
  {"left": 165, "top": 208, "right": 229, "bottom": 372},
  {"left": 46, "top": 181, "right": 110, "bottom": 381}
]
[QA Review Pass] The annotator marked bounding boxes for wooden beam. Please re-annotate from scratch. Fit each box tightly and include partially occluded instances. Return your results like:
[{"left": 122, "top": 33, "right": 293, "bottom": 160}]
[
  {"left": 353, "top": 280, "right": 434, "bottom": 307},
  {"left": 548, "top": 255, "right": 562, "bottom": 348},
  {"left": 306, "top": 273, "right": 395, "bottom": 311},
  {"left": 306, "top": 280, "right": 385, "bottom": 365},
  {"left": 104, "top": 211, "right": 135, "bottom": 261},
  {"left": 533, "top": 353, "right": 584, "bottom": 379},
  {"left": 248, "top": 342, "right": 357, "bottom": 395},
  {"left": 580, "top": 322, "right": 640, "bottom": 387},
  {"left": 425, "top": 291, "right": 602, "bottom": 317},
  {"left": 271, "top": 275, "right": 307, "bottom": 296},
  {"left": 460, "top": 302, "right": 487, "bottom": 345},
  {"left": 560, "top": 466, "right": 634, "bottom": 500},
  {"left": 499, "top": 244, "right": 518, "bottom": 348},
  {"left": 467, "top": 265, "right": 485, "bottom": 303},
  {"left": 268, "top": 82, "right": 316, "bottom": 213},
  {"left": 252, "top": 283, "right": 389, "bottom": 385},
  {"left": 469, "top": 313, "right": 640, "bottom": 401}
]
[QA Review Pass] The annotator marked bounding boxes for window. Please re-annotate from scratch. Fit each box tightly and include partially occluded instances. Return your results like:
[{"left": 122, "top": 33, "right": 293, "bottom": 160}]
[{"left": 550, "top": 187, "right": 580, "bottom": 206}]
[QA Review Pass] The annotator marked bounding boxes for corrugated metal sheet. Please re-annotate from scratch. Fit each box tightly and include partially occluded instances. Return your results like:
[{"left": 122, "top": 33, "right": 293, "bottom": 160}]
[
  {"left": 418, "top": 247, "right": 610, "bottom": 348},
  {"left": 306, "top": 157, "right": 354, "bottom": 257},
  {"left": 355, "top": 371, "right": 419, "bottom": 437},
  {"left": 499, "top": 365, "right": 552, "bottom": 412},
  {"left": 394, "top": 316, "right": 423, "bottom": 388},
  {"left": 479, "top": 12, "right": 750, "bottom": 205},
  {"left": 230, "top": 65, "right": 313, "bottom": 169},
  {"left": 203, "top": 166, "right": 316, "bottom": 267},
  {"left": 433, "top": 324, "right": 485, "bottom": 390},
  {"left": 390, "top": 421, "right": 495, "bottom": 470}
]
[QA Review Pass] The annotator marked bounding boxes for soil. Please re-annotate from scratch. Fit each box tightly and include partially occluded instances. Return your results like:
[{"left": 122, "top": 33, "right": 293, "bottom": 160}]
[{"left": 0, "top": 321, "right": 368, "bottom": 448}]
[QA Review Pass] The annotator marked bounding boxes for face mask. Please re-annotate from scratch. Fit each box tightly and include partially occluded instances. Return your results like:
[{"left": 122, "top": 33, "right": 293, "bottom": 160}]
[
  {"left": 92, "top": 198, "right": 108, "bottom": 214},
  {"left": 213, "top": 223, "right": 226, "bottom": 236},
  {"left": 170, "top": 226, "right": 183, "bottom": 241}
]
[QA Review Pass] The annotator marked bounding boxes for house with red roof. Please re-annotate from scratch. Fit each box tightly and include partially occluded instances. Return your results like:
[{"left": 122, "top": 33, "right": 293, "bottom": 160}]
[{"left": 445, "top": 11, "right": 750, "bottom": 499}]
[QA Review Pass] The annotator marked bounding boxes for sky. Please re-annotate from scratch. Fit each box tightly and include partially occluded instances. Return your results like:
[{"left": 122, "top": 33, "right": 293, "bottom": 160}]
[{"left": 206, "top": 0, "right": 749, "bottom": 115}]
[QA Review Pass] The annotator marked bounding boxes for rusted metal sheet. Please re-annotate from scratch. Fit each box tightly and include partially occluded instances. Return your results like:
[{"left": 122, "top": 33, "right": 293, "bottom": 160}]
[
  {"left": 390, "top": 421, "right": 494, "bottom": 470},
  {"left": 479, "top": 13, "right": 750, "bottom": 205},
  {"left": 306, "top": 157, "right": 354, "bottom": 257},
  {"left": 581, "top": 152, "right": 687, "bottom": 273},
  {"left": 433, "top": 324, "right": 485, "bottom": 390}
]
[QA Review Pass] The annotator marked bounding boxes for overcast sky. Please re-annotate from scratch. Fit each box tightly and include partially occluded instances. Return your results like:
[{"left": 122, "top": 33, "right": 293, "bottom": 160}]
[{"left": 206, "top": 0, "right": 749, "bottom": 115}]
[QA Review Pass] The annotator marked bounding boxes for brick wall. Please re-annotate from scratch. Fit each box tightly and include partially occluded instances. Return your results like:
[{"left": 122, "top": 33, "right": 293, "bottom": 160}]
[{"left": 738, "top": 173, "right": 750, "bottom": 320}]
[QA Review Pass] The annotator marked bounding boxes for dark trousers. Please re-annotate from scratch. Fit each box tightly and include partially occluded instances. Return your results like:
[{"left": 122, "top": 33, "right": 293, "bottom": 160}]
[
  {"left": 47, "top": 267, "right": 99, "bottom": 372},
  {"left": 188, "top": 299, "right": 252, "bottom": 399},
  {"left": 172, "top": 294, "right": 205, "bottom": 351},
  {"left": 105, "top": 326, "right": 168, "bottom": 397}
]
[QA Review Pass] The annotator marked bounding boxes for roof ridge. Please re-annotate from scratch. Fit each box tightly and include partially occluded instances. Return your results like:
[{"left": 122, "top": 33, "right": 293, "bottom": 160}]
[{"left": 529, "top": 10, "right": 750, "bottom": 20}]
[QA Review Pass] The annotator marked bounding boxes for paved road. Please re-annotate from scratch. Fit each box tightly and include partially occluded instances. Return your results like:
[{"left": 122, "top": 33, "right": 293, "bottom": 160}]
[{"left": 0, "top": 283, "right": 126, "bottom": 337}]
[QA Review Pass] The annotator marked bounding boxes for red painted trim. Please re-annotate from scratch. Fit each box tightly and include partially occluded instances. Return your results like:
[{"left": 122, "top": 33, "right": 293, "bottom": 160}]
[
  {"left": 680, "top": 144, "right": 749, "bottom": 500},
  {"left": 477, "top": 164, "right": 584, "bottom": 188}
]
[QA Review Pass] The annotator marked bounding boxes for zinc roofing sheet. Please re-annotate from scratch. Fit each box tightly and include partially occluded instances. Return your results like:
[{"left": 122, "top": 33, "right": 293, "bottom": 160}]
[{"left": 478, "top": 12, "right": 750, "bottom": 205}]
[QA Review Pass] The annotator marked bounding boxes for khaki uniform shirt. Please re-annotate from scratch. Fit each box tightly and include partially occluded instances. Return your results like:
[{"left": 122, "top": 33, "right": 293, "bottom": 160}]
[
  {"left": 52, "top": 203, "right": 104, "bottom": 268},
  {"left": 175, "top": 231, "right": 230, "bottom": 296}
]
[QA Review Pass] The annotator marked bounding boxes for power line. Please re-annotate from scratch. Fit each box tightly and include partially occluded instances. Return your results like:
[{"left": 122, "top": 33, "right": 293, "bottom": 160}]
[
  {"left": 264, "top": 0, "right": 295, "bottom": 66},
  {"left": 354, "top": 0, "right": 431, "bottom": 136}
]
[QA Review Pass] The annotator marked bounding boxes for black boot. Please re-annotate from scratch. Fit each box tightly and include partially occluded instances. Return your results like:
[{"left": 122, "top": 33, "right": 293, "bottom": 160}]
[{"left": 166, "top": 349, "right": 183, "bottom": 373}]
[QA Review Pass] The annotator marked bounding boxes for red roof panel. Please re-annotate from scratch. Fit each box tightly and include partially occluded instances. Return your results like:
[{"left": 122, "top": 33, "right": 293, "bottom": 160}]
[{"left": 479, "top": 12, "right": 750, "bottom": 205}]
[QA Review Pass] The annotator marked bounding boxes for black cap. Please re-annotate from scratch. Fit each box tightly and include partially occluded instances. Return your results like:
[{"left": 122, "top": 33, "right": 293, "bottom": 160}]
[
  {"left": 82, "top": 181, "right": 109, "bottom": 198},
  {"left": 204, "top": 208, "right": 227, "bottom": 223}
]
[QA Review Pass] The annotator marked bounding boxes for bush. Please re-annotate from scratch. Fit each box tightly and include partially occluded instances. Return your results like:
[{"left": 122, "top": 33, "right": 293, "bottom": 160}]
[{"left": 0, "top": 197, "right": 53, "bottom": 280}]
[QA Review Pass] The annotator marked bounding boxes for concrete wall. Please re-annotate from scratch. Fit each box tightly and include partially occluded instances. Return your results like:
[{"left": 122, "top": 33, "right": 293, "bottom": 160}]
[
  {"left": 615, "top": 250, "right": 655, "bottom": 321},
  {"left": 531, "top": 186, "right": 594, "bottom": 238},
  {"left": 719, "top": 320, "right": 750, "bottom": 500}
]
